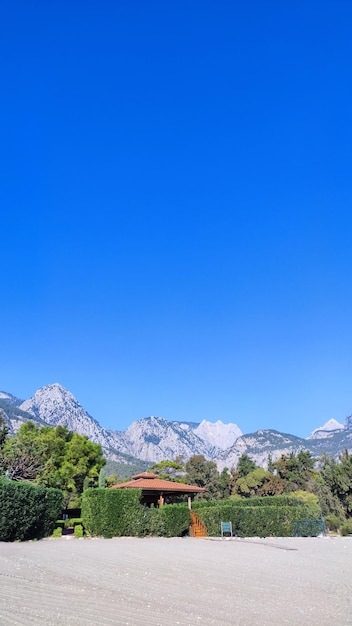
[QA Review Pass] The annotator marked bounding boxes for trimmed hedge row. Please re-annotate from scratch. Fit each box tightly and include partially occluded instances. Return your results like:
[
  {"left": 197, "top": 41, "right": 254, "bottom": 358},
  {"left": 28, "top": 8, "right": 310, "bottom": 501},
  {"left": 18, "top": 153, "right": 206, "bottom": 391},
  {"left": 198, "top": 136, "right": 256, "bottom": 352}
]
[
  {"left": 193, "top": 495, "right": 321, "bottom": 537},
  {"left": 81, "top": 489, "right": 191, "bottom": 538},
  {"left": 193, "top": 495, "right": 306, "bottom": 508},
  {"left": 82, "top": 488, "right": 146, "bottom": 537},
  {"left": 0, "top": 478, "right": 63, "bottom": 541},
  {"left": 147, "top": 504, "right": 191, "bottom": 537},
  {"left": 81, "top": 489, "right": 322, "bottom": 539}
]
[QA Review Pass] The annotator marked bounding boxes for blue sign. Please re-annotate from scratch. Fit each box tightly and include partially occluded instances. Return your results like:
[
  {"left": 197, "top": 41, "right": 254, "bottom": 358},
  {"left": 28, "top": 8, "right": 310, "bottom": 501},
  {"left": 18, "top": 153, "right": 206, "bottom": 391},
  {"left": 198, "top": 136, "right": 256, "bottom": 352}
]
[{"left": 221, "top": 521, "right": 232, "bottom": 537}]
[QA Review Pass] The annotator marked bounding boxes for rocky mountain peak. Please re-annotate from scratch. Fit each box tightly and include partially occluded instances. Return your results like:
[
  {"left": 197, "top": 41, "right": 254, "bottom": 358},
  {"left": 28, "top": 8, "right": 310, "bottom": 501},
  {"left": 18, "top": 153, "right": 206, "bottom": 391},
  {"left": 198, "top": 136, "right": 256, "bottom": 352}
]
[
  {"left": 19, "top": 383, "right": 101, "bottom": 436},
  {"left": 123, "top": 415, "right": 220, "bottom": 463},
  {"left": 193, "top": 419, "right": 242, "bottom": 450},
  {"left": 308, "top": 418, "right": 345, "bottom": 440}
]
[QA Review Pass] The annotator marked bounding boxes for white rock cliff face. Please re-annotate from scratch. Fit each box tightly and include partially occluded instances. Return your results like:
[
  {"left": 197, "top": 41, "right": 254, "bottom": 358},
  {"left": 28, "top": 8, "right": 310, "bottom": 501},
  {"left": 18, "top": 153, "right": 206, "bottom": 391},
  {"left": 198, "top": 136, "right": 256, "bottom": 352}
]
[
  {"left": 124, "top": 416, "right": 220, "bottom": 463},
  {"left": 20, "top": 383, "right": 103, "bottom": 440},
  {"left": 194, "top": 419, "right": 242, "bottom": 450}
]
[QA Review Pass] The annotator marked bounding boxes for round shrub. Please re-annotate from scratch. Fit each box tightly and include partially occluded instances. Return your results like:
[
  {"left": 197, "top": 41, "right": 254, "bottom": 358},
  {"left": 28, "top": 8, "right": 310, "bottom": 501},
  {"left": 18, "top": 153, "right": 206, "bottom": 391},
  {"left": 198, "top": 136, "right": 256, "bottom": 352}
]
[{"left": 74, "top": 524, "right": 84, "bottom": 538}]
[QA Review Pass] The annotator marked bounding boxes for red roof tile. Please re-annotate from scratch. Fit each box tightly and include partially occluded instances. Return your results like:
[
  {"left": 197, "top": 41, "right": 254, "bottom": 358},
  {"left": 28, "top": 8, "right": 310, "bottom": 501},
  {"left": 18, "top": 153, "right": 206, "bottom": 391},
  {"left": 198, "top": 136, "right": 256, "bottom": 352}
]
[
  {"left": 131, "top": 472, "right": 159, "bottom": 479},
  {"left": 111, "top": 474, "right": 205, "bottom": 493}
]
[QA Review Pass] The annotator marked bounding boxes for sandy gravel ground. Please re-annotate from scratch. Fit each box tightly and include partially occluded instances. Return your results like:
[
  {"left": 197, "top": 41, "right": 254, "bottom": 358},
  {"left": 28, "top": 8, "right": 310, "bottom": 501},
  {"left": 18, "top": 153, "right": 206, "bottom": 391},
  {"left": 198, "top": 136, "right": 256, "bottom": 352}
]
[{"left": 0, "top": 536, "right": 351, "bottom": 626}]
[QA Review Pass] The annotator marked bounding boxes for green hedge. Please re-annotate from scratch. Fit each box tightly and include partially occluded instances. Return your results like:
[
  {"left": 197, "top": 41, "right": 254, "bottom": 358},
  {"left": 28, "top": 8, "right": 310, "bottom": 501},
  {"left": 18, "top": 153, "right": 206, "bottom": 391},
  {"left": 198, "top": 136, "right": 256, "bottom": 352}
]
[
  {"left": 193, "top": 495, "right": 306, "bottom": 508},
  {"left": 0, "top": 478, "right": 63, "bottom": 541},
  {"left": 81, "top": 489, "right": 191, "bottom": 538},
  {"left": 192, "top": 495, "right": 321, "bottom": 537},
  {"left": 147, "top": 504, "right": 190, "bottom": 537},
  {"left": 82, "top": 488, "right": 146, "bottom": 537},
  {"left": 55, "top": 518, "right": 84, "bottom": 530},
  {"left": 55, "top": 520, "right": 65, "bottom": 530},
  {"left": 66, "top": 517, "right": 83, "bottom": 528},
  {"left": 81, "top": 490, "right": 319, "bottom": 538},
  {"left": 74, "top": 524, "right": 84, "bottom": 538}
]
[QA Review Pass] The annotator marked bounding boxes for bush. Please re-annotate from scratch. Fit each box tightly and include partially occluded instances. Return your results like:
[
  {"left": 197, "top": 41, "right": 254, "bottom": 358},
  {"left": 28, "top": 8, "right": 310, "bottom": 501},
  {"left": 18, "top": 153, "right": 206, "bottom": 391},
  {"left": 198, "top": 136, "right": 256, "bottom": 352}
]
[
  {"left": 74, "top": 524, "right": 84, "bottom": 538},
  {"left": 340, "top": 520, "right": 352, "bottom": 536},
  {"left": 0, "top": 478, "right": 63, "bottom": 541},
  {"left": 325, "top": 514, "right": 342, "bottom": 533},
  {"left": 52, "top": 527, "right": 62, "bottom": 538}
]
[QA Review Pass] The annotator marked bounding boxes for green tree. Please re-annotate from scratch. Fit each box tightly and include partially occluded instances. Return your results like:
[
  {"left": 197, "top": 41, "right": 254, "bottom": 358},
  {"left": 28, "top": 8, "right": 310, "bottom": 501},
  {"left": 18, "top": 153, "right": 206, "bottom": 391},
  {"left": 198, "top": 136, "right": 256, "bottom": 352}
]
[
  {"left": 0, "top": 421, "right": 46, "bottom": 481},
  {"left": 309, "top": 454, "right": 344, "bottom": 519},
  {"left": 105, "top": 474, "right": 118, "bottom": 487},
  {"left": 0, "top": 422, "right": 105, "bottom": 507},
  {"left": 257, "top": 473, "right": 285, "bottom": 496},
  {"left": 233, "top": 468, "right": 285, "bottom": 498},
  {"left": 229, "top": 454, "right": 258, "bottom": 495},
  {"left": 185, "top": 455, "right": 224, "bottom": 500},
  {"left": 149, "top": 459, "right": 185, "bottom": 482},
  {"left": 0, "top": 410, "right": 9, "bottom": 449},
  {"left": 272, "top": 451, "right": 315, "bottom": 492},
  {"left": 267, "top": 453, "right": 275, "bottom": 474},
  {"left": 235, "top": 468, "right": 268, "bottom": 497},
  {"left": 219, "top": 467, "right": 231, "bottom": 499},
  {"left": 236, "top": 454, "right": 258, "bottom": 478},
  {"left": 47, "top": 431, "right": 105, "bottom": 507},
  {"left": 334, "top": 450, "right": 352, "bottom": 516}
]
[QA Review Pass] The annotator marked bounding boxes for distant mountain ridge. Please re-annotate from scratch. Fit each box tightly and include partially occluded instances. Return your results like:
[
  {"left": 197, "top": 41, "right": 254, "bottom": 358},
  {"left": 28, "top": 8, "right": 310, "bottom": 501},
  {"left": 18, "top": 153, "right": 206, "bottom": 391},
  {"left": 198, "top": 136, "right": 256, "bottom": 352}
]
[
  {"left": 1, "top": 383, "right": 352, "bottom": 470},
  {"left": 0, "top": 391, "right": 23, "bottom": 406}
]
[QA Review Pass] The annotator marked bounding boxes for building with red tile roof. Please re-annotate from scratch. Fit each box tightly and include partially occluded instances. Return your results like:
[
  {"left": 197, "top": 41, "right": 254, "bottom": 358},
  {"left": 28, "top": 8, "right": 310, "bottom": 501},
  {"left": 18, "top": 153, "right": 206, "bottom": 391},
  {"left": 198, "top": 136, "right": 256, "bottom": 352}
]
[{"left": 111, "top": 472, "right": 205, "bottom": 507}]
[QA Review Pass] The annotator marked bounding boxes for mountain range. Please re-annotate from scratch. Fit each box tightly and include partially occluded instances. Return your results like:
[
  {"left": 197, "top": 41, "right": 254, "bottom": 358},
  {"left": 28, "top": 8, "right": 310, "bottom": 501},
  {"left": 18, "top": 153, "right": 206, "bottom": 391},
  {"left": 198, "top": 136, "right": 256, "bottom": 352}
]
[{"left": 1, "top": 383, "right": 351, "bottom": 471}]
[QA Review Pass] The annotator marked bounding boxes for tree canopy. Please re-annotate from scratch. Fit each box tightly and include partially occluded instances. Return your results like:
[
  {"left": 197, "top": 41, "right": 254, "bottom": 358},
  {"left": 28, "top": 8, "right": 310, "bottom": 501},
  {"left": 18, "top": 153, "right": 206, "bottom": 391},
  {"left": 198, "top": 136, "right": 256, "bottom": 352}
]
[
  {"left": 271, "top": 451, "right": 316, "bottom": 492},
  {"left": 184, "top": 455, "right": 229, "bottom": 500},
  {"left": 149, "top": 459, "right": 185, "bottom": 482},
  {"left": 0, "top": 421, "right": 105, "bottom": 507}
]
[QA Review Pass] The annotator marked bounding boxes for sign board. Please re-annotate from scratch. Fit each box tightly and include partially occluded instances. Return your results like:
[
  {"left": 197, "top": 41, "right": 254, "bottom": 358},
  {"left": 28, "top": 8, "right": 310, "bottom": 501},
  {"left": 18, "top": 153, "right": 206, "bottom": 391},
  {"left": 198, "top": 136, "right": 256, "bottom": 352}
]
[{"left": 221, "top": 521, "right": 232, "bottom": 538}]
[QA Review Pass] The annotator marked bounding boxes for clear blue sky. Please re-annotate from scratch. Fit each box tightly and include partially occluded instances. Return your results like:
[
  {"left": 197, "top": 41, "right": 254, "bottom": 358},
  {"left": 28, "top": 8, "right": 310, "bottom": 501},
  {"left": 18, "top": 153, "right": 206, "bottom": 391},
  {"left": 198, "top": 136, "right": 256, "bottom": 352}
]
[{"left": 1, "top": 1, "right": 351, "bottom": 437}]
